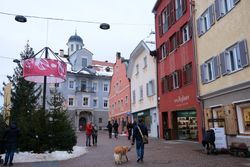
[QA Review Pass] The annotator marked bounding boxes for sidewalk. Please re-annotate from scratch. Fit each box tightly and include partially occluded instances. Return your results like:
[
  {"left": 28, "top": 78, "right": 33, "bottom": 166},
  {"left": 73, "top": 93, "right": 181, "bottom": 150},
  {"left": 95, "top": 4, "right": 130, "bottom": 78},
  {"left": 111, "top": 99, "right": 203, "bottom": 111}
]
[{"left": 5, "top": 131, "right": 250, "bottom": 167}]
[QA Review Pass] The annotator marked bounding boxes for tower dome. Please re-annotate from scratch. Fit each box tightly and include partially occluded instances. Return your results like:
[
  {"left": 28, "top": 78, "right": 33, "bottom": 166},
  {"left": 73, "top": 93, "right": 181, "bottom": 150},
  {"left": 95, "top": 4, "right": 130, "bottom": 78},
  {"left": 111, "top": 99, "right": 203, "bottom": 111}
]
[
  {"left": 68, "top": 32, "right": 83, "bottom": 44},
  {"left": 67, "top": 31, "right": 84, "bottom": 56}
]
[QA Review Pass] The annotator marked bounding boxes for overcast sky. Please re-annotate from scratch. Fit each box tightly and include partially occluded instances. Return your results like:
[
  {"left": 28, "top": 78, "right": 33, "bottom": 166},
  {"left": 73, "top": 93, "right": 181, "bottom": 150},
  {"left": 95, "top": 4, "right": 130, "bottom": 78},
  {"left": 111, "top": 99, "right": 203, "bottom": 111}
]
[{"left": 0, "top": 0, "right": 156, "bottom": 107}]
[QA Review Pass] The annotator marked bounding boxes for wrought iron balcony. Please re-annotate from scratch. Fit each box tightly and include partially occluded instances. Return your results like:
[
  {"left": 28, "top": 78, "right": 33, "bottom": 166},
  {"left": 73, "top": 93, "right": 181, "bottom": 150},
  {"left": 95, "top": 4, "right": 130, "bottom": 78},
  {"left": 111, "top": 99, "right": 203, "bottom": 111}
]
[{"left": 76, "top": 86, "right": 95, "bottom": 93}]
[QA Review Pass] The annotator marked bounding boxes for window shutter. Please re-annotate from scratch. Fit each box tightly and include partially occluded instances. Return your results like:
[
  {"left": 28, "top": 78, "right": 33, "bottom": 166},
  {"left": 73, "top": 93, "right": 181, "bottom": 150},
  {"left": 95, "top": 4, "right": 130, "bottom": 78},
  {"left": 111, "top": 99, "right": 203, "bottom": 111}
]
[
  {"left": 152, "top": 80, "right": 155, "bottom": 95},
  {"left": 239, "top": 40, "right": 249, "bottom": 68},
  {"left": 200, "top": 64, "right": 207, "bottom": 84},
  {"left": 196, "top": 17, "right": 202, "bottom": 37},
  {"left": 167, "top": 4, "right": 171, "bottom": 28},
  {"left": 224, "top": 104, "right": 238, "bottom": 135},
  {"left": 158, "top": 15, "right": 163, "bottom": 37},
  {"left": 209, "top": 4, "right": 215, "bottom": 26},
  {"left": 161, "top": 78, "right": 165, "bottom": 94},
  {"left": 166, "top": 40, "right": 170, "bottom": 55},
  {"left": 146, "top": 83, "right": 149, "bottom": 96},
  {"left": 233, "top": 0, "right": 240, "bottom": 5},
  {"left": 168, "top": 75, "right": 173, "bottom": 91},
  {"left": 220, "top": 52, "right": 227, "bottom": 75},
  {"left": 204, "top": 108, "right": 212, "bottom": 130},
  {"left": 170, "top": 0, "right": 176, "bottom": 25},
  {"left": 182, "top": 0, "right": 187, "bottom": 14},
  {"left": 183, "top": 66, "right": 187, "bottom": 85},
  {"left": 189, "top": 19, "right": 193, "bottom": 39},
  {"left": 215, "top": 0, "right": 223, "bottom": 20},
  {"left": 157, "top": 48, "right": 162, "bottom": 62},
  {"left": 213, "top": 56, "right": 221, "bottom": 78},
  {"left": 178, "top": 70, "right": 182, "bottom": 88}
]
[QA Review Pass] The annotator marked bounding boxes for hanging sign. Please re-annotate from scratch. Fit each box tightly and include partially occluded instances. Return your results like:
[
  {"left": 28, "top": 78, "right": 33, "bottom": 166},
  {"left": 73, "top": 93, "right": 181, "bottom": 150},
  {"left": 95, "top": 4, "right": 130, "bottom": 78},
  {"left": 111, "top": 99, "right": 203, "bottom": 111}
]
[{"left": 23, "top": 58, "right": 67, "bottom": 83}]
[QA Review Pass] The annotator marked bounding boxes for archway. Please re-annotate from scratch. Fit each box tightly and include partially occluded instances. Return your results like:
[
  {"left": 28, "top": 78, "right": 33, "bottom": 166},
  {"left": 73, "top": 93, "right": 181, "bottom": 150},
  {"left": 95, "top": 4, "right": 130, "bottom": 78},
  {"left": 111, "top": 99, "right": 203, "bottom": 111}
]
[{"left": 79, "top": 117, "right": 86, "bottom": 131}]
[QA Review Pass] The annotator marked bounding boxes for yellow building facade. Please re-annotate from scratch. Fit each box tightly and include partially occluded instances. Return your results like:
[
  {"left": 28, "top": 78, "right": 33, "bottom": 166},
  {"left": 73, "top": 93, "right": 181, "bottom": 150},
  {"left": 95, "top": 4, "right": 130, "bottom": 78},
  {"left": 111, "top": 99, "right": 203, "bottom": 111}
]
[
  {"left": 3, "top": 82, "right": 11, "bottom": 125},
  {"left": 195, "top": 0, "right": 250, "bottom": 147}
]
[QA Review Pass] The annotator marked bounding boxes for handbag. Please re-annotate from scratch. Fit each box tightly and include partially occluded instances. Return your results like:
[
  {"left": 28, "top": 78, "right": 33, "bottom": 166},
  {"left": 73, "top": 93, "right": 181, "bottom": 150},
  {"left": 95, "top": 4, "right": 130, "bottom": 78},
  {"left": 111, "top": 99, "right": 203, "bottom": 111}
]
[{"left": 137, "top": 126, "right": 148, "bottom": 144}]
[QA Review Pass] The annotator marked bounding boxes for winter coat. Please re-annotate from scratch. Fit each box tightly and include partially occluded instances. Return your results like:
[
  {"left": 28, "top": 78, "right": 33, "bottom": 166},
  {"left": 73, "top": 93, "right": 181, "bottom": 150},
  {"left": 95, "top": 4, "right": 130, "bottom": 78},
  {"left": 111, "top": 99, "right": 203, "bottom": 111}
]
[
  {"left": 113, "top": 122, "right": 119, "bottom": 132},
  {"left": 107, "top": 123, "right": 112, "bottom": 133},
  {"left": 132, "top": 123, "right": 148, "bottom": 142},
  {"left": 3, "top": 123, "right": 19, "bottom": 144},
  {"left": 85, "top": 123, "right": 93, "bottom": 136}
]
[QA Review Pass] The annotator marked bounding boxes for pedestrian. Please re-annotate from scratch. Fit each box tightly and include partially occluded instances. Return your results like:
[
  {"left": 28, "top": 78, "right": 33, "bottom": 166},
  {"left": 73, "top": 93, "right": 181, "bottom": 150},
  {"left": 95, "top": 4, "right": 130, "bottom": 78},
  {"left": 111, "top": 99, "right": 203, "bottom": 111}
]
[
  {"left": 107, "top": 121, "right": 113, "bottom": 139},
  {"left": 92, "top": 124, "right": 98, "bottom": 146},
  {"left": 113, "top": 120, "right": 119, "bottom": 139},
  {"left": 202, "top": 129, "right": 216, "bottom": 154},
  {"left": 126, "top": 120, "right": 133, "bottom": 140},
  {"left": 85, "top": 122, "right": 93, "bottom": 147},
  {"left": 2, "top": 122, "right": 20, "bottom": 166},
  {"left": 131, "top": 118, "right": 148, "bottom": 163}
]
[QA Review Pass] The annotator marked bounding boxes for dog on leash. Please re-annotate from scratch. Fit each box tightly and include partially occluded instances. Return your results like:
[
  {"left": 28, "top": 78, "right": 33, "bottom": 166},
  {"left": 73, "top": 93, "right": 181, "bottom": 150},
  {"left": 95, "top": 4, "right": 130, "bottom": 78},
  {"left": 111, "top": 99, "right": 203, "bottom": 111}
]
[{"left": 113, "top": 145, "right": 132, "bottom": 165}]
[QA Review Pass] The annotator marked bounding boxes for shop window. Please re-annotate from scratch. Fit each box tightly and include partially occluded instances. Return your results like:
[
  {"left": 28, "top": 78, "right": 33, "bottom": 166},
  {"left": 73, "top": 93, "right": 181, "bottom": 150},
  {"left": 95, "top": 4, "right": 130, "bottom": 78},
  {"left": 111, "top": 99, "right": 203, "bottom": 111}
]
[{"left": 236, "top": 102, "right": 250, "bottom": 134}]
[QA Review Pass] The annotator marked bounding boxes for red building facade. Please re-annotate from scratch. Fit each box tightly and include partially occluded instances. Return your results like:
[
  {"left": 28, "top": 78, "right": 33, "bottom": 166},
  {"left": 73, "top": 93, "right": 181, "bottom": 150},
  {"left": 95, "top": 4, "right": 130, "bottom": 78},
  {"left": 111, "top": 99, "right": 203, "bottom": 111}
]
[
  {"left": 153, "top": 0, "right": 202, "bottom": 141},
  {"left": 109, "top": 52, "right": 131, "bottom": 134}
]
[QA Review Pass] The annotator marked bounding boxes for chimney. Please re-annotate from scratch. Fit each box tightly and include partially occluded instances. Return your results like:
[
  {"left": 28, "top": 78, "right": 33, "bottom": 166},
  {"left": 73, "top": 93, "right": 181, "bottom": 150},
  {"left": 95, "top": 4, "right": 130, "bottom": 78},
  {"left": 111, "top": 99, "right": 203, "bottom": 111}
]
[
  {"left": 59, "top": 49, "right": 64, "bottom": 57},
  {"left": 116, "top": 52, "right": 121, "bottom": 59}
]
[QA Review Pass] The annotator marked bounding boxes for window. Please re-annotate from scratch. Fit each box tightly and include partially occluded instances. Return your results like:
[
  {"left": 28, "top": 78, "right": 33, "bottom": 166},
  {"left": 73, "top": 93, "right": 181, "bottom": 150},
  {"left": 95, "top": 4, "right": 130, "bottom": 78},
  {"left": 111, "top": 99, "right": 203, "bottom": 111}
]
[
  {"left": 93, "top": 99, "right": 98, "bottom": 107},
  {"left": 92, "top": 82, "right": 98, "bottom": 92},
  {"left": 147, "top": 80, "right": 155, "bottom": 96},
  {"left": 139, "top": 85, "right": 143, "bottom": 101},
  {"left": 81, "top": 80, "right": 87, "bottom": 91},
  {"left": 82, "top": 58, "right": 87, "bottom": 67},
  {"left": 103, "top": 83, "right": 109, "bottom": 92},
  {"left": 71, "top": 44, "right": 73, "bottom": 51},
  {"left": 68, "top": 97, "right": 74, "bottom": 106},
  {"left": 76, "top": 44, "right": 79, "bottom": 50},
  {"left": 173, "top": 71, "right": 179, "bottom": 89},
  {"left": 207, "top": 107, "right": 225, "bottom": 129},
  {"left": 136, "top": 64, "right": 139, "bottom": 75},
  {"left": 55, "top": 83, "right": 60, "bottom": 87},
  {"left": 161, "top": 43, "right": 167, "bottom": 59},
  {"left": 175, "top": 0, "right": 182, "bottom": 20},
  {"left": 83, "top": 97, "right": 89, "bottom": 106},
  {"left": 99, "top": 118, "right": 102, "bottom": 123},
  {"left": 162, "top": 6, "right": 170, "bottom": 33},
  {"left": 182, "top": 24, "right": 190, "bottom": 43},
  {"left": 220, "top": 40, "right": 249, "bottom": 75},
  {"left": 200, "top": 56, "right": 220, "bottom": 84},
  {"left": 143, "top": 56, "right": 147, "bottom": 68},
  {"left": 236, "top": 102, "right": 250, "bottom": 134},
  {"left": 215, "top": 0, "right": 239, "bottom": 20},
  {"left": 132, "top": 90, "right": 136, "bottom": 104},
  {"left": 197, "top": 4, "right": 215, "bottom": 36},
  {"left": 183, "top": 63, "right": 193, "bottom": 85},
  {"left": 125, "top": 96, "right": 128, "bottom": 104},
  {"left": 103, "top": 99, "right": 108, "bottom": 108},
  {"left": 69, "top": 80, "right": 74, "bottom": 89}
]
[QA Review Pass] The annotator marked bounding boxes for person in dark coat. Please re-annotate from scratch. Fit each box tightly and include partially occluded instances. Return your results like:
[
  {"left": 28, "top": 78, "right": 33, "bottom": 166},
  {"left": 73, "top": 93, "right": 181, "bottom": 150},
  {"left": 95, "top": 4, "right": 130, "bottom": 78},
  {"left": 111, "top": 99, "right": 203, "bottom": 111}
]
[
  {"left": 202, "top": 129, "right": 216, "bottom": 154},
  {"left": 126, "top": 120, "right": 133, "bottom": 140},
  {"left": 131, "top": 118, "right": 148, "bottom": 163},
  {"left": 3, "top": 122, "right": 20, "bottom": 166},
  {"left": 92, "top": 124, "right": 98, "bottom": 146},
  {"left": 107, "top": 121, "right": 113, "bottom": 139},
  {"left": 113, "top": 120, "right": 119, "bottom": 139}
]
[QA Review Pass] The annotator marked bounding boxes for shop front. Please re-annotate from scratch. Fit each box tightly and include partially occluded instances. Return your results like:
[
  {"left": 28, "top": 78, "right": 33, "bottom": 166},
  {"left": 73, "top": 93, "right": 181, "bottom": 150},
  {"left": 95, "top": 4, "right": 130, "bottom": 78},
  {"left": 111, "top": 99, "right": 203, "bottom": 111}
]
[{"left": 133, "top": 109, "right": 151, "bottom": 133}]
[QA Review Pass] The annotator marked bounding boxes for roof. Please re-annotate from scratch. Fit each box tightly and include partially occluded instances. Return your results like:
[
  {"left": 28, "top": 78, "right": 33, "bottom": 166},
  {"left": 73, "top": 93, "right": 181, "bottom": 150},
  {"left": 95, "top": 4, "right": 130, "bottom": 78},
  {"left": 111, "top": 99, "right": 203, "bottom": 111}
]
[{"left": 68, "top": 33, "right": 83, "bottom": 44}]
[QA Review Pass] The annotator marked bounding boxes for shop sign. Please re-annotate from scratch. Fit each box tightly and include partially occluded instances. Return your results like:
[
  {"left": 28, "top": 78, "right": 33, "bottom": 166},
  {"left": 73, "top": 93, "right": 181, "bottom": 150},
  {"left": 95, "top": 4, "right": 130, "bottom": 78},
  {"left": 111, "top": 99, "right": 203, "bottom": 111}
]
[
  {"left": 211, "top": 127, "right": 227, "bottom": 149},
  {"left": 174, "top": 95, "right": 190, "bottom": 104}
]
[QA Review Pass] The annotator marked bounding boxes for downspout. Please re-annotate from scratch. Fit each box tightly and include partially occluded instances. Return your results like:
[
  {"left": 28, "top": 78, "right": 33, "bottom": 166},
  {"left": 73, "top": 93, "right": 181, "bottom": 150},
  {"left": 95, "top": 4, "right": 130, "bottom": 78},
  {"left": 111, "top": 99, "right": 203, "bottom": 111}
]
[{"left": 190, "top": 0, "right": 205, "bottom": 140}]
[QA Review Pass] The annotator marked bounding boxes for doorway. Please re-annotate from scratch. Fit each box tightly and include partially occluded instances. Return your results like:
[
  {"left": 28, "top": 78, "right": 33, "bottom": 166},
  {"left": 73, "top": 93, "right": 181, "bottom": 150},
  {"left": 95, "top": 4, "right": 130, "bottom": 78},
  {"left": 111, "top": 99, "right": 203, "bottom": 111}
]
[{"left": 79, "top": 117, "right": 86, "bottom": 131}]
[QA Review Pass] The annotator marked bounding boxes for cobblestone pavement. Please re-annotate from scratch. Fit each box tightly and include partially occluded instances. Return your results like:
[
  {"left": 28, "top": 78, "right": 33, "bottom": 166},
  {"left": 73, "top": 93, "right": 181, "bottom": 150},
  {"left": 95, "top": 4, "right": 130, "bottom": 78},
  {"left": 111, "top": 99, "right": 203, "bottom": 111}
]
[{"left": 5, "top": 131, "right": 250, "bottom": 167}]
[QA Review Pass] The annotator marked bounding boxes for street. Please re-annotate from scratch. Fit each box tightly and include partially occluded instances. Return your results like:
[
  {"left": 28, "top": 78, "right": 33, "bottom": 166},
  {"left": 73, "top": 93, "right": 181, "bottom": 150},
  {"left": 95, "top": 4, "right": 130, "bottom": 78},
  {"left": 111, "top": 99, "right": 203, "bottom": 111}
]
[{"left": 6, "top": 131, "right": 250, "bottom": 167}]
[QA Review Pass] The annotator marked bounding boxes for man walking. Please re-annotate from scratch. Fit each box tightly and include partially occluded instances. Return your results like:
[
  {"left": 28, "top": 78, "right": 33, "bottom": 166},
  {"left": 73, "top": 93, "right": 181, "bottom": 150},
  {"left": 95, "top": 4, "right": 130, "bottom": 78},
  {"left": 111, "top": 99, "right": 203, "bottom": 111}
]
[
  {"left": 131, "top": 118, "right": 148, "bottom": 163},
  {"left": 3, "top": 122, "right": 20, "bottom": 166},
  {"left": 126, "top": 120, "right": 133, "bottom": 140}
]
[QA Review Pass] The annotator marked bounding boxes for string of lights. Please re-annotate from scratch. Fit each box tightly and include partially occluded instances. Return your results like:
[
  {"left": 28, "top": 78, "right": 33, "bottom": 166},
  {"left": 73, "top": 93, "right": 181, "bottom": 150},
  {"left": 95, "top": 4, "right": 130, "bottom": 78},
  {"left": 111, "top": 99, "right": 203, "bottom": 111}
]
[{"left": 0, "top": 11, "right": 153, "bottom": 26}]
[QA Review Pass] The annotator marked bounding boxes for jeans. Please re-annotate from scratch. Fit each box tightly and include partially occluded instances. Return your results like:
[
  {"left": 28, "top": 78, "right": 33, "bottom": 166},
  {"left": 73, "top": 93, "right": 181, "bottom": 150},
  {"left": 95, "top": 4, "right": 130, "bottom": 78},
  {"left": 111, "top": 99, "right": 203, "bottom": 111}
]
[
  {"left": 86, "top": 134, "right": 91, "bottom": 146},
  {"left": 136, "top": 139, "right": 144, "bottom": 160},
  {"left": 4, "top": 143, "right": 17, "bottom": 164},
  {"left": 92, "top": 135, "right": 97, "bottom": 145}
]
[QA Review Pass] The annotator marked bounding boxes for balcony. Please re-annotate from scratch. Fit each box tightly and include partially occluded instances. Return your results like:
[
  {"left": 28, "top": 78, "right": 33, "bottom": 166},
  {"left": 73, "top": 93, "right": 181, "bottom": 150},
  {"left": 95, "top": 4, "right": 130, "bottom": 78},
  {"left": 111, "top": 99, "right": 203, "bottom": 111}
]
[{"left": 76, "top": 86, "right": 95, "bottom": 93}]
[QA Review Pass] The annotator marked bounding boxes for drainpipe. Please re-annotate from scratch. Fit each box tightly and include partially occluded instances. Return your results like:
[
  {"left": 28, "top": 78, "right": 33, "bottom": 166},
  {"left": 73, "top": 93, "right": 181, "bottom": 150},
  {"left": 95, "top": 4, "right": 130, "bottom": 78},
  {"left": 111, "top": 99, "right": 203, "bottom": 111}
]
[{"left": 190, "top": 0, "right": 205, "bottom": 140}]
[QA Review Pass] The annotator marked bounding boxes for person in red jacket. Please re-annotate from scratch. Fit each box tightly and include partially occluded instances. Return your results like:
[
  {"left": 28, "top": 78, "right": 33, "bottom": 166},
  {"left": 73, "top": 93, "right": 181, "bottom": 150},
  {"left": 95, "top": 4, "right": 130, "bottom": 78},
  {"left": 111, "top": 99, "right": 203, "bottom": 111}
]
[{"left": 85, "top": 122, "right": 93, "bottom": 147}]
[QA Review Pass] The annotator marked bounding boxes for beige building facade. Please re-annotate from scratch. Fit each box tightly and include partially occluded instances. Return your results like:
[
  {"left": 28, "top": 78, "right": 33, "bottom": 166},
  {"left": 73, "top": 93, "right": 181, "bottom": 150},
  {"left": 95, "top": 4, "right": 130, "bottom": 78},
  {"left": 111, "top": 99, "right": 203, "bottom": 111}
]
[
  {"left": 195, "top": 0, "right": 250, "bottom": 147},
  {"left": 3, "top": 82, "right": 11, "bottom": 125}
]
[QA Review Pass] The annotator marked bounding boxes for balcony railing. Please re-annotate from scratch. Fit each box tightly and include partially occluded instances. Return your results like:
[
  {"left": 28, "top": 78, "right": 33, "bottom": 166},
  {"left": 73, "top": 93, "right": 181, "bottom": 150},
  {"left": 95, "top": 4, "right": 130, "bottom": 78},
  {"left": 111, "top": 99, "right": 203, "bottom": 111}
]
[{"left": 76, "top": 86, "right": 95, "bottom": 93}]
